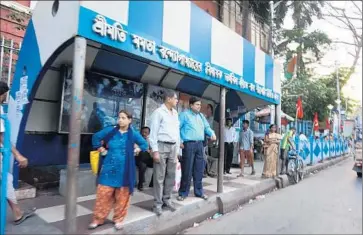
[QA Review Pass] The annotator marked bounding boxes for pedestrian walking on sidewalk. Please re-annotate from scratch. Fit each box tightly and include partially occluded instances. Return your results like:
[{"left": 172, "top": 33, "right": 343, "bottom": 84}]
[
  {"left": 89, "top": 110, "right": 148, "bottom": 230},
  {"left": 177, "top": 97, "right": 216, "bottom": 202},
  {"left": 238, "top": 120, "right": 255, "bottom": 177},
  {"left": 0, "top": 81, "right": 36, "bottom": 225},
  {"left": 149, "top": 90, "right": 180, "bottom": 216},
  {"left": 224, "top": 118, "right": 237, "bottom": 174},
  {"left": 262, "top": 124, "right": 282, "bottom": 178}
]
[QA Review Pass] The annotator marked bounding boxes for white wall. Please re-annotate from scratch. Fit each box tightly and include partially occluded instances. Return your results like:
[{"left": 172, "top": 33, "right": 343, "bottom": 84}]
[{"left": 25, "top": 69, "right": 62, "bottom": 132}]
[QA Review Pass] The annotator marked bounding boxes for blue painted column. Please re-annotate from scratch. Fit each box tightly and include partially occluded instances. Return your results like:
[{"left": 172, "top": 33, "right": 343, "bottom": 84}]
[{"left": 0, "top": 113, "right": 11, "bottom": 234}]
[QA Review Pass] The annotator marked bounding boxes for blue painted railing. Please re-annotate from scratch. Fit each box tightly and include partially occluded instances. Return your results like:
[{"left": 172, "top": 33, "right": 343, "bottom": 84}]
[
  {"left": 295, "top": 135, "right": 349, "bottom": 166},
  {"left": 0, "top": 112, "right": 11, "bottom": 235}
]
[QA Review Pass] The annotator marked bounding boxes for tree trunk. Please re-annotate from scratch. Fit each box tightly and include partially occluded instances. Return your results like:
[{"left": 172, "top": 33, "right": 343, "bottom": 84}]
[{"left": 241, "top": 0, "right": 250, "bottom": 38}]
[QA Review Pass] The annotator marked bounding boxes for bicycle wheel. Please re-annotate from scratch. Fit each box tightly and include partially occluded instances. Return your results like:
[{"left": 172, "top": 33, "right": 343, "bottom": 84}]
[
  {"left": 297, "top": 158, "right": 304, "bottom": 181},
  {"left": 287, "top": 160, "right": 299, "bottom": 184}
]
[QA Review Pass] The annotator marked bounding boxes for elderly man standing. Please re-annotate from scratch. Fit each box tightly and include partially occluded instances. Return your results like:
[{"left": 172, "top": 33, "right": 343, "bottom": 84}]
[
  {"left": 177, "top": 97, "right": 216, "bottom": 201},
  {"left": 149, "top": 90, "right": 180, "bottom": 216}
]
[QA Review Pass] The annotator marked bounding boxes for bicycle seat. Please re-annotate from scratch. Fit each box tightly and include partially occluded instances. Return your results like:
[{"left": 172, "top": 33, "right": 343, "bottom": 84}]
[{"left": 288, "top": 150, "right": 298, "bottom": 156}]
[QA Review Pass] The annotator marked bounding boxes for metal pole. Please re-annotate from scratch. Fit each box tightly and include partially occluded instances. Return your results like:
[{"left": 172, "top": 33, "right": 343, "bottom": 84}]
[
  {"left": 335, "top": 61, "right": 341, "bottom": 134},
  {"left": 217, "top": 87, "right": 226, "bottom": 193},
  {"left": 275, "top": 104, "right": 281, "bottom": 176},
  {"left": 65, "top": 37, "right": 87, "bottom": 234},
  {"left": 0, "top": 37, "right": 4, "bottom": 81}
]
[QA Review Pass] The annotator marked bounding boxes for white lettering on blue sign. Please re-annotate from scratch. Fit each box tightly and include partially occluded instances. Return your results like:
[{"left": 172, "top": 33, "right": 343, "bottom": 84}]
[
  {"left": 239, "top": 78, "right": 249, "bottom": 89},
  {"left": 225, "top": 72, "right": 239, "bottom": 85},
  {"left": 249, "top": 83, "right": 256, "bottom": 92},
  {"left": 92, "top": 15, "right": 127, "bottom": 42},
  {"left": 205, "top": 62, "right": 223, "bottom": 79},
  {"left": 90, "top": 14, "right": 280, "bottom": 102},
  {"left": 131, "top": 34, "right": 156, "bottom": 54}
]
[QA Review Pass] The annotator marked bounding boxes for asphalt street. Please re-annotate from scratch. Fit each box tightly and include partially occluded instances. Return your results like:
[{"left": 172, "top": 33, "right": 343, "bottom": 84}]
[{"left": 183, "top": 157, "right": 362, "bottom": 234}]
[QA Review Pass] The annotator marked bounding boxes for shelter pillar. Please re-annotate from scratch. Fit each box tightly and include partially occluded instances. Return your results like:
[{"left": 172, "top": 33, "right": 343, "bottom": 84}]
[
  {"left": 275, "top": 103, "right": 281, "bottom": 176},
  {"left": 65, "top": 36, "right": 87, "bottom": 234},
  {"left": 217, "top": 87, "right": 226, "bottom": 193}
]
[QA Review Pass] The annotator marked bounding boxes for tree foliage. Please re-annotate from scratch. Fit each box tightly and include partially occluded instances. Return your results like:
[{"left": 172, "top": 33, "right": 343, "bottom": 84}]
[
  {"left": 274, "top": 1, "right": 325, "bottom": 30},
  {"left": 276, "top": 28, "right": 332, "bottom": 80},
  {"left": 282, "top": 67, "right": 359, "bottom": 121}
]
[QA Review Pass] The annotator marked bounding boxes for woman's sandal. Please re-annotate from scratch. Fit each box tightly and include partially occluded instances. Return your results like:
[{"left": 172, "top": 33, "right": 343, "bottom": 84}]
[
  {"left": 88, "top": 223, "right": 104, "bottom": 230},
  {"left": 114, "top": 223, "right": 123, "bottom": 230},
  {"left": 14, "top": 207, "right": 36, "bottom": 225}
]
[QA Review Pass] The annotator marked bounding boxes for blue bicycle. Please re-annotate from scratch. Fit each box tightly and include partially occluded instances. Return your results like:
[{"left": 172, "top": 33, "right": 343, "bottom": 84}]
[{"left": 287, "top": 150, "right": 304, "bottom": 184}]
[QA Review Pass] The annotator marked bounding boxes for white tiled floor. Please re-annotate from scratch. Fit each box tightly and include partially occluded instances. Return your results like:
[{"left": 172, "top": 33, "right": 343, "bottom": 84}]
[
  {"left": 122, "top": 205, "right": 155, "bottom": 225},
  {"left": 173, "top": 196, "right": 203, "bottom": 206},
  {"left": 36, "top": 204, "right": 93, "bottom": 223},
  {"left": 130, "top": 191, "right": 154, "bottom": 204},
  {"left": 77, "top": 194, "right": 96, "bottom": 202}
]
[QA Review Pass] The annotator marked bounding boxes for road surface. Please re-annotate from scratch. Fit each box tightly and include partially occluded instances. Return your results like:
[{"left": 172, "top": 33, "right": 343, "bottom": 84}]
[{"left": 183, "top": 158, "right": 362, "bottom": 234}]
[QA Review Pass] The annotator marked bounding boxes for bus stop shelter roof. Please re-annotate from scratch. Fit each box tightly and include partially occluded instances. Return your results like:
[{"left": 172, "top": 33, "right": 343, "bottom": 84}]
[{"left": 8, "top": 1, "right": 282, "bottom": 144}]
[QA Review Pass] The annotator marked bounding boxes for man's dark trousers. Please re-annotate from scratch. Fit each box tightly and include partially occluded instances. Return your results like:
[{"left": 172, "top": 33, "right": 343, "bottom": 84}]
[
  {"left": 224, "top": 142, "right": 234, "bottom": 173},
  {"left": 179, "top": 141, "right": 204, "bottom": 197}
]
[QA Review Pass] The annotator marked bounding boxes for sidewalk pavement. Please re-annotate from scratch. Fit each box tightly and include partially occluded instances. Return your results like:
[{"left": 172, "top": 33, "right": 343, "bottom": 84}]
[{"left": 5, "top": 156, "right": 350, "bottom": 234}]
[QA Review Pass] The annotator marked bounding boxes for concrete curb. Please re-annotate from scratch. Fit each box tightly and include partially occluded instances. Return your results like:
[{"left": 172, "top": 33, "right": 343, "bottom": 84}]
[
  {"left": 303, "top": 155, "right": 349, "bottom": 179},
  {"left": 275, "top": 155, "right": 350, "bottom": 189},
  {"left": 92, "top": 195, "right": 219, "bottom": 235},
  {"left": 98, "top": 155, "right": 350, "bottom": 235},
  {"left": 216, "top": 179, "right": 276, "bottom": 214}
]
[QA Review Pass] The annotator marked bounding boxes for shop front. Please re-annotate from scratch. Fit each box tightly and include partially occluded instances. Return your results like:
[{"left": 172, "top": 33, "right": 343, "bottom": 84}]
[{"left": 7, "top": 1, "right": 282, "bottom": 187}]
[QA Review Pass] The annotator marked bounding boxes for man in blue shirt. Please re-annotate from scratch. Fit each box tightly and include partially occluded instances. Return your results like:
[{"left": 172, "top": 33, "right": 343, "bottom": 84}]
[{"left": 177, "top": 97, "right": 216, "bottom": 201}]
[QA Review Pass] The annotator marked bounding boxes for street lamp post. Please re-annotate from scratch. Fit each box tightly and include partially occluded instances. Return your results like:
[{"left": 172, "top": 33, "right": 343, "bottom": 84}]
[
  {"left": 336, "top": 99, "right": 342, "bottom": 134},
  {"left": 335, "top": 61, "right": 341, "bottom": 134},
  {"left": 327, "top": 104, "right": 333, "bottom": 132}
]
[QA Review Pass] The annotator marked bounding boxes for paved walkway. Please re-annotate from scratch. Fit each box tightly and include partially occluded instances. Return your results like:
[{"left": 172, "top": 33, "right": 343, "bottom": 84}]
[{"left": 5, "top": 162, "right": 267, "bottom": 234}]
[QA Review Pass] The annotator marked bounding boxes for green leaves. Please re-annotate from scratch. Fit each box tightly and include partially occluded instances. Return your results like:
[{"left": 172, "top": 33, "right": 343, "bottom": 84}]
[{"left": 282, "top": 67, "right": 359, "bottom": 121}]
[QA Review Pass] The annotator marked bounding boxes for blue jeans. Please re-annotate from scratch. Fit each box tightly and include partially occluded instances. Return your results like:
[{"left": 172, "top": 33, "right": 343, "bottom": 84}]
[{"left": 179, "top": 141, "right": 205, "bottom": 197}]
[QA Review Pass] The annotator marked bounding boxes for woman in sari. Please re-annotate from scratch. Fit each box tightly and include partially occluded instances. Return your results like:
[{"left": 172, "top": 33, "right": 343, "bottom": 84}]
[
  {"left": 262, "top": 124, "right": 282, "bottom": 178},
  {"left": 89, "top": 110, "right": 148, "bottom": 230}
]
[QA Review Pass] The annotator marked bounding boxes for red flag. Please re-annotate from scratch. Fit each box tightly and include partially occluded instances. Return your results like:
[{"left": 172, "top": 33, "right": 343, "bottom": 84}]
[
  {"left": 296, "top": 97, "right": 304, "bottom": 119},
  {"left": 325, "top": 118, "right": 331, "bottom": 130},
  {"left": 313, "top": 112, "right": 319, "bottom": 131}
]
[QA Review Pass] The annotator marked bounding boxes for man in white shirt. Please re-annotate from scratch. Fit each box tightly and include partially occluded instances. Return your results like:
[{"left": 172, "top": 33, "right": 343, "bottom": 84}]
[
  {"left": 224, "top": 118, "right": 236, "bottom": 174},
  {"left": 149, "top": 90, "right": 180, "bottom": 216},
  {"left": 299, "top": 132, "right": 308, "bottom": 142},
  {"left": 0, "top": 81, "right": 35, "bottom": 225}
]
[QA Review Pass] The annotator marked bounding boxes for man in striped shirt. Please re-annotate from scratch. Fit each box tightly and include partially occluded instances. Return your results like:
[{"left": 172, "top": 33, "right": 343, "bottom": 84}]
[{"left": 238, "top": 120, "right": 255, "bottom": 176}]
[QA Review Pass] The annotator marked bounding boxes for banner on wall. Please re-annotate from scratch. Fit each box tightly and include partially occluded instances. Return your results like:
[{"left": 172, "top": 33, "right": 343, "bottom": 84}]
[
  {"left": 343, "top": 120, "right": 355, "bottom": 138},
  {"left": 59, "top": 67, "right": 144, "bottom": 134},
  {"left": 144, "top": 85, "right": 179, "bottom": 127}
]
